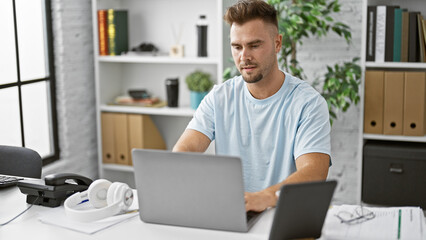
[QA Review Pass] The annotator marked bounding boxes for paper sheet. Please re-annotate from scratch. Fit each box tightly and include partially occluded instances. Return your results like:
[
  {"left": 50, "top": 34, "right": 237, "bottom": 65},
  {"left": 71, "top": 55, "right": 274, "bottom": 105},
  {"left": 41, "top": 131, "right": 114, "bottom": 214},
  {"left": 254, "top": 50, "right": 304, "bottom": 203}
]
[
  {"left": 38, "top": 190, "right": 139, "bottom": 234},
  {"left": 322, "top": 205, "right": 425, "bottom": 240}
]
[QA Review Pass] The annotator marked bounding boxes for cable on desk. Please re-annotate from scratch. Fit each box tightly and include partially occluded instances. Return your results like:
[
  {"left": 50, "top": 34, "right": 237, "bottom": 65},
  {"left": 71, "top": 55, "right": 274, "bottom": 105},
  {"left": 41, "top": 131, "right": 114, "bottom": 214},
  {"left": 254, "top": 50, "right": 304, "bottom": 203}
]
[{"left": 0, "top": 196, "right": 39, "bottom": 226}]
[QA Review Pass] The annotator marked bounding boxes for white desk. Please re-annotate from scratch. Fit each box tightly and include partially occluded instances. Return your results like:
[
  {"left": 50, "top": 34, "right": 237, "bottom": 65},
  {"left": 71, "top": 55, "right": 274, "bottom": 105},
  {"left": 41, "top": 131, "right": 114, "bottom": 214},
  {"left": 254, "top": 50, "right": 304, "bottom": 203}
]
[
  {"left": 0, "top": 187, "right": 273, "bottom": 240},
  {"left": 3, "top": 187, "right": 426, "bottom": 240}
]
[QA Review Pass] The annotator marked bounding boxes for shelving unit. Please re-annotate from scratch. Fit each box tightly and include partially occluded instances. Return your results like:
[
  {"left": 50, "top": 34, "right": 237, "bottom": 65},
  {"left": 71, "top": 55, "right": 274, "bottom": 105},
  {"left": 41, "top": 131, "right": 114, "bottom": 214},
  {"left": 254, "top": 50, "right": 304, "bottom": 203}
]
[
  {"left": 92, "top": 0, "right": 227, "bottom": 185},
  {"left": 100, "top": 105, "right": 195, "bottom": 117},
  {"left": 365, "top": 62, "right": 426, "bottom": 69},
  {"left": 99, "top": 55, "right": 220, "bottom": 64},
  {"left": 363, "top": 133, "right": 426, "bottom": 142},
  {"left": 358, "top": 0, "right": 426, "bottom": 203}
]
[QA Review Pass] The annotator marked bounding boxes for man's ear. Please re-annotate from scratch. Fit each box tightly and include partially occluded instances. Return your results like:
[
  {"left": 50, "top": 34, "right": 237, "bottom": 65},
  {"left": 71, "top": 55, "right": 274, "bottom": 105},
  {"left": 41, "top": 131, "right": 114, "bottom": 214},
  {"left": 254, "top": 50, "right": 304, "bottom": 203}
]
[{"left": 275, "top": 34, "right": 283, "bottom": 53}]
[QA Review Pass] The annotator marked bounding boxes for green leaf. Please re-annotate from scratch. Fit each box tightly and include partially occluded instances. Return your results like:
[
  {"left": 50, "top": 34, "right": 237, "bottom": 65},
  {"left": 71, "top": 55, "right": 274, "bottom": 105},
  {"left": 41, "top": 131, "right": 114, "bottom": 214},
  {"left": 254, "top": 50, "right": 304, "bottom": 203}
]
[
  {"left": 311, "top": 9, "right": 322, "bottom": 16},
  {"left": 186, "top": 70, "right": 214, "bottom": 92},
  {"left": 262, "top": 0, "right": 361, "bottom": 124}
]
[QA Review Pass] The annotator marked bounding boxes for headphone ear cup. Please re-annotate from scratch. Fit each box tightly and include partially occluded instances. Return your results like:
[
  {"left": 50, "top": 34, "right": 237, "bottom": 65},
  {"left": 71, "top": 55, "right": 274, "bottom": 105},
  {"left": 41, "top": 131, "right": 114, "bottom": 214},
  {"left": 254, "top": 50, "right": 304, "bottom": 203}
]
[
  {"left": 106, "top": 182, "right": 124, "bottom": 206},
  {"left": 87, "top": 179, "right": 112, "bottom": 208},
  {"left": 107, "top": 182, "right": 132, "bottom": 211}
]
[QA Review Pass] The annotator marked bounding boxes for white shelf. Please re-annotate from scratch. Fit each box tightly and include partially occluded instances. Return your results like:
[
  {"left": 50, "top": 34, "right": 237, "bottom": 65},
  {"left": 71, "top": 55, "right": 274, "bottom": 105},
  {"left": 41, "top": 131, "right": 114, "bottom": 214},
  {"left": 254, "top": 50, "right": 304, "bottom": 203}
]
[
  {"left": 359, "top": 0, "right": 426, "bottom": 205},
  {"left": 98, "top": 55, "right": 220, "bottom": 65},
  {"left": 103, "top": 163, "right": 134, "bottom": 172},
  {"left": 363, "top": 134, "right": 426, "bottom": 143},
  {"left": 365, "top": 62, "right": 426, "bottom": 69},
  {"left": 93, "top": 0, "right": 225, "bottom": 183},
  {"left": 100, "top": 104, "right": 195, "bottom": 117}
]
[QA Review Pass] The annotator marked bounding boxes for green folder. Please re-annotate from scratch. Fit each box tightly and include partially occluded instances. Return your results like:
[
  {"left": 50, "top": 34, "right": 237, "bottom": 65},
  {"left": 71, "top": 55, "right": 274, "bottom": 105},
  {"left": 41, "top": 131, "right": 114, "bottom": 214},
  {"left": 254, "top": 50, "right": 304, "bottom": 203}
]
[{"left": 393, "top": 8, "right": 403, "bottom": 62}]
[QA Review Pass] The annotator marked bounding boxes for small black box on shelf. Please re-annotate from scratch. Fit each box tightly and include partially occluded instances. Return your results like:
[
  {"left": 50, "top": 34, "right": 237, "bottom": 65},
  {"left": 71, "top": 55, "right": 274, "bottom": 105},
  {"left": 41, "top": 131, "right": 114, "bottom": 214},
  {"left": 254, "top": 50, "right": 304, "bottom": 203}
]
[
  {"left": 362, "top": 140, "right": 426, "bottom": 208},
  {"left": 128, "top": 89, "right": 149, "bottom": 99}
]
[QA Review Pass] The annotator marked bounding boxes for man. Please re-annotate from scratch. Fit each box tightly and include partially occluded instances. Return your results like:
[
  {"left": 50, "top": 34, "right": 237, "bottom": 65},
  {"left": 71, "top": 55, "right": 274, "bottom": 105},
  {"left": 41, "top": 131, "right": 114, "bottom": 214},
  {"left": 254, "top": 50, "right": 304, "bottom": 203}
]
[{"left": 173, "top": 0, "right": 331, "bottom": 213}]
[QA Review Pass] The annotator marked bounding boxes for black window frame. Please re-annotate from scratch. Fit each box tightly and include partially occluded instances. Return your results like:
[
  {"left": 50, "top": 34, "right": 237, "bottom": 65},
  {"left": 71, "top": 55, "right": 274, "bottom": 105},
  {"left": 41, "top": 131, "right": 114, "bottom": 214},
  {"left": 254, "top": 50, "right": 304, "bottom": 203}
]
[{"left": 0, "top": 0, "right": 59, "bottom": 166}]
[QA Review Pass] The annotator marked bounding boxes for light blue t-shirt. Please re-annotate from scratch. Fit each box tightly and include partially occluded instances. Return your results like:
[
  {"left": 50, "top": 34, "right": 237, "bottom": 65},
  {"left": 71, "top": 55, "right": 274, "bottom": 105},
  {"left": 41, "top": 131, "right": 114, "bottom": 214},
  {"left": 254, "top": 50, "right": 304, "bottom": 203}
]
[{"left": 187, "top": 72, "right": 331, "bottom": 192}]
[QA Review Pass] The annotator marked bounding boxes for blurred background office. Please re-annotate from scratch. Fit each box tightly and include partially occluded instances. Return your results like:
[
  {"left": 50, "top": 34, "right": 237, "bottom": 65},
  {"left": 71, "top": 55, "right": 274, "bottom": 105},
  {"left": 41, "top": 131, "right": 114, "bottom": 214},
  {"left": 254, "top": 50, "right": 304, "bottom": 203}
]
[{"left": 0, "top": 0, "right": 362, "bottom": 204}]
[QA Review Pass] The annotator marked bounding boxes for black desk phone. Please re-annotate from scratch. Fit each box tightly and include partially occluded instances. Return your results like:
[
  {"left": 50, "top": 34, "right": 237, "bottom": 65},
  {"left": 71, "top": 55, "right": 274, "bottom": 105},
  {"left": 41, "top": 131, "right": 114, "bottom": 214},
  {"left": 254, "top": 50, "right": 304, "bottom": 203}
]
[{"left": 17, "top": 173, "right": 93, "bottom": 207}]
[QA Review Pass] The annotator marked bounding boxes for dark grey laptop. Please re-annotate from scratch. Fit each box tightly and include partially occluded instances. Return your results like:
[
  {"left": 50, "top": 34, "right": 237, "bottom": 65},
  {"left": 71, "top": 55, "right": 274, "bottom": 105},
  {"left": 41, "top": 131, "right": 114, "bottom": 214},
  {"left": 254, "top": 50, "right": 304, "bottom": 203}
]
[
  {"left": 269, "top": 180, "right": 337, "bottom": 240},
  {"left": 132, "top": 149, "right": 263, "bottom": 232}
]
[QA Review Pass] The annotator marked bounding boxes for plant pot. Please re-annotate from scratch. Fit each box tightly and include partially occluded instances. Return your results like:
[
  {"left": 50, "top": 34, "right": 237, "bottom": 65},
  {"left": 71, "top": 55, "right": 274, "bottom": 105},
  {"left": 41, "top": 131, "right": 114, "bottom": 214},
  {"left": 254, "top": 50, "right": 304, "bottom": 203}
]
[{"left": 190, "top": 91, "right": 208, "bottom": 109}]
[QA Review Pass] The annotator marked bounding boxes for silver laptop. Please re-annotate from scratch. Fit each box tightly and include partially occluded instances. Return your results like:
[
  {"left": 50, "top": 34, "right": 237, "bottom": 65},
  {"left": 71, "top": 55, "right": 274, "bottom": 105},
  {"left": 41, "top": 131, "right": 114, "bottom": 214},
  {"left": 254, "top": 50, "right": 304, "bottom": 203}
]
[{"left": 132, "top": 149, "right": 262, "bottom": 232}]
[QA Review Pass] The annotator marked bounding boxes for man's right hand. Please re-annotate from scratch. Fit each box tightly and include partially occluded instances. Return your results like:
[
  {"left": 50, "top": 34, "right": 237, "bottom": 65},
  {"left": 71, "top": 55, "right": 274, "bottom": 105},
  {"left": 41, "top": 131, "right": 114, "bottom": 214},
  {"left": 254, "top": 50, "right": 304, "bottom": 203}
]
[{"left": 244, "top": 188, "right": 278, "bottom": 212}]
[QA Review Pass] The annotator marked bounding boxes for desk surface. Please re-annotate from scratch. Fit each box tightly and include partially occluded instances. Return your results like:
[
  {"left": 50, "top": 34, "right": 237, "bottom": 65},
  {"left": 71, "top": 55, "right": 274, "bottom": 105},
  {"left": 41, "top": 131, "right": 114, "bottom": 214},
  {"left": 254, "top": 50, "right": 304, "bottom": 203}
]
[
  {"left": 2, "top": 187, "right": 426, "bottom": 240},
  {"left": 0, "top": 187, "right": 273, "bottom": 240}
]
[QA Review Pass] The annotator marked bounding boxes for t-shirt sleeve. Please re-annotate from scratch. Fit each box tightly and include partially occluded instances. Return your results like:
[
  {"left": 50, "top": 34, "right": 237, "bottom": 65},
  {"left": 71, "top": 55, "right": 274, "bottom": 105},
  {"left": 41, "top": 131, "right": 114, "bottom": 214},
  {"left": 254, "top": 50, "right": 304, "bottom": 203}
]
[
  {"left": 293, "top": 94, "right": 331, "bottom": 160},
  {"left": 186, "top": 86, "right": 216, "bottom": 141}
]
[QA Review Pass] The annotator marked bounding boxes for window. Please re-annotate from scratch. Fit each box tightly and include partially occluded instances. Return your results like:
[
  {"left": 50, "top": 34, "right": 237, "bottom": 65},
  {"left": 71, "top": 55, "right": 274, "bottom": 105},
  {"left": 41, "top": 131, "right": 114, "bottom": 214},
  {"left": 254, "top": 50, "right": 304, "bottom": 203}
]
[{"left": 0, "top": 0, "right": 59, "bottom": 165}]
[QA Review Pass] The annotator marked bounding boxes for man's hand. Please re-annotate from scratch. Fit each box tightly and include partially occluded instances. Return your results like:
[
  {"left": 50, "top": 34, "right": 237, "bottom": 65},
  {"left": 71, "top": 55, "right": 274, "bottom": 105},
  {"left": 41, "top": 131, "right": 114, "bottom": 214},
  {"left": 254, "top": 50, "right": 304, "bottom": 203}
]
[
  {"left": 244, "top": 153, "right": 329, "bottom": 212},
  {"left": 244, "top": 188, "right": 278, "bottom": 212}
]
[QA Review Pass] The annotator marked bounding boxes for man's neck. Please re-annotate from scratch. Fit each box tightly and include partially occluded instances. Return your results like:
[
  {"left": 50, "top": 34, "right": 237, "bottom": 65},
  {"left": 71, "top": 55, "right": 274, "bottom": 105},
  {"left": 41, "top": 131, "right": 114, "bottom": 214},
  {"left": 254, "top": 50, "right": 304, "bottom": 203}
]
[{"left": 246, "top": 69, "right": 285, "bottom": 100}]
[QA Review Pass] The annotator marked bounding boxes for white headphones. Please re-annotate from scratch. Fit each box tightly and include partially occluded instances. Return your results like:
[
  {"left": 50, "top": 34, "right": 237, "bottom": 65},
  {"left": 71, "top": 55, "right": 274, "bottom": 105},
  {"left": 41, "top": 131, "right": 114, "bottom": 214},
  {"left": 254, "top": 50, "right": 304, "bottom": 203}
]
[{"left": 64, "top": 179, "right": 134, "bottom": 222}]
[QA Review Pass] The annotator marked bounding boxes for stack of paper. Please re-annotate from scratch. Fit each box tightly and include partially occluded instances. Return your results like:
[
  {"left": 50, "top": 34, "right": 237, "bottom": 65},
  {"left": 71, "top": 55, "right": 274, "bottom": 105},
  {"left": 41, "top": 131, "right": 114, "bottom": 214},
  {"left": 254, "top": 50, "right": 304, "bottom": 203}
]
[
  {"left": 322, "top": 205, "right": 425, "bottom": 240},
  {"left": 38, "top": 189, "right": 139, "bottom": 234},
  {"left": 38, "top": 207, "right": 138, "bottom": 234}
]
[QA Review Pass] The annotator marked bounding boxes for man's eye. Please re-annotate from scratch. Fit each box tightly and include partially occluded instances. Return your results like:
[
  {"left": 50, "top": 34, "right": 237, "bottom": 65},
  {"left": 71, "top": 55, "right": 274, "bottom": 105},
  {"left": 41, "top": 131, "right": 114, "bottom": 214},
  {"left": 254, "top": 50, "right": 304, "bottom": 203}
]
[
  {"left": 251, "top": 45, "right": 259, "bottom": 48},
  {"left": 233, "top": 46, "right": 241, "bottom": 50}
]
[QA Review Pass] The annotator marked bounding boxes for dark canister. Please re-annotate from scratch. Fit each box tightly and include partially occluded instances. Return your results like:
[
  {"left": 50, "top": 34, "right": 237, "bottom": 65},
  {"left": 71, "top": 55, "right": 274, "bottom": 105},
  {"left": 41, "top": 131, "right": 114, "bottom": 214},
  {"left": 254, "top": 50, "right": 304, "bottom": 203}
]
[
  {"left": 196, "top": 15, "right": 208, "bottom": 57},
  {"left": 165, "top": 78, "right": 179, "bottom": 107}
]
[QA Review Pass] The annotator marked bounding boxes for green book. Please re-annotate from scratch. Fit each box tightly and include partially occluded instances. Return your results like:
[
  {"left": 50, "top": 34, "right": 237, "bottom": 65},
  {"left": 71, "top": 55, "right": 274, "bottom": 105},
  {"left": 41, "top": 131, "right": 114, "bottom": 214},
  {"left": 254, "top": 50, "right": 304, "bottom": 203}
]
[
  {"left": 393, "top": 8, "right": 403, "bottom": 62},
  {"left": 107, "top": 9, "right": 128, "bottom": 56}
]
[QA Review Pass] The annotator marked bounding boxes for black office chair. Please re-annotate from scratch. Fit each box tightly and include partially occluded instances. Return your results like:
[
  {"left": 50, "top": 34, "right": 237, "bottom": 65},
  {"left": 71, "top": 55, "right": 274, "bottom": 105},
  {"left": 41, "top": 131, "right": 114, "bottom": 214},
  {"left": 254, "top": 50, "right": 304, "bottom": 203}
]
[{"left": 0, "top": 145, "right": 42, "bottom": 178}]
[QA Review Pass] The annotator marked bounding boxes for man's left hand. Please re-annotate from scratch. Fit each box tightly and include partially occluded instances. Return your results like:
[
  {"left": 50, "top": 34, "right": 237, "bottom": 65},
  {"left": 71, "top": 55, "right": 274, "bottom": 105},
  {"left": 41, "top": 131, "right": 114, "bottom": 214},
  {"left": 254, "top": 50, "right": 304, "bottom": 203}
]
[{"left": 244, "top": 189, "right": 278, "bottom": 212}]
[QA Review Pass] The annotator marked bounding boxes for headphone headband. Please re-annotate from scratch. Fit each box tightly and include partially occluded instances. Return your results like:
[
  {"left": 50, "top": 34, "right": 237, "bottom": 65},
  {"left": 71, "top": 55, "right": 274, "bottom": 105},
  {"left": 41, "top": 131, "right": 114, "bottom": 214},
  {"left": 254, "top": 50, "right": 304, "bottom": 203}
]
[{"left": 64, "top": 180, "right": 133, "bottom": 222}]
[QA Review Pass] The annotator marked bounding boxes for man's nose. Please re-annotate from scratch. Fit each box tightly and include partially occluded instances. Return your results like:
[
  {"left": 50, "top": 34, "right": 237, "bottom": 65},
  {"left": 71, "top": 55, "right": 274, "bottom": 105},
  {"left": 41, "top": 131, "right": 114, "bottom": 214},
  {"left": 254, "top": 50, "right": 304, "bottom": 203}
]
[{"left": 240, "top": 48, "right": 252, "bottom": 61}]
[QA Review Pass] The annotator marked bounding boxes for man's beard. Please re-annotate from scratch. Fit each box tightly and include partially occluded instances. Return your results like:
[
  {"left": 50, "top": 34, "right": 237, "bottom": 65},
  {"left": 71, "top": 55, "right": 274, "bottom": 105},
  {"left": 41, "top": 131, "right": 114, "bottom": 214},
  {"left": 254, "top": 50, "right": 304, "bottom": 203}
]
[
  {"left": 242, "top": 72, "right": 263, "bottom": 83},
  {"left": 239, "top": 61, "right": 263, "bottom": 83}
]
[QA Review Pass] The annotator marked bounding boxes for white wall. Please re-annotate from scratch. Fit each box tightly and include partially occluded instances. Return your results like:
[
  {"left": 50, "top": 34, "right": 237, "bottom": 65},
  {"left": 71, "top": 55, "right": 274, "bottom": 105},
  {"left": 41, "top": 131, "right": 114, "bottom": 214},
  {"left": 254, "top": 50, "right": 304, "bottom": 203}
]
[
  {"left": 43, "top": 0, "right": 98, "bottom": 179},
  {"left": 45, "top": 0, "right": 362, "bottom": 204},
  {"left": 297, "top": 0, "right": 362, "bottom": 204}
]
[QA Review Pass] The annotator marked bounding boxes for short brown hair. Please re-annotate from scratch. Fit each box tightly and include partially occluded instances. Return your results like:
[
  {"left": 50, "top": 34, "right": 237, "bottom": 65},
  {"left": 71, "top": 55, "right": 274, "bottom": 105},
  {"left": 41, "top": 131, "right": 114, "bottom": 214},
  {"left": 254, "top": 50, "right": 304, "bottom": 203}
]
[{"left": 224, "top": 0, "right": 278, "bottom": 29}]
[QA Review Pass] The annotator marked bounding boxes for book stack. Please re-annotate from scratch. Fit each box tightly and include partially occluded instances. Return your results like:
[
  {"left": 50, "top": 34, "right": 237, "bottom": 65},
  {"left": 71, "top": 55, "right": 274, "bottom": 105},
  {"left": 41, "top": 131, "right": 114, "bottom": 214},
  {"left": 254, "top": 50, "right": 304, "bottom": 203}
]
[
  {"left": 97, "top": 9, "right": 128, "bottom": 56},
  {"left": 366, "top": 6, "right": 426, "bottom": 63}
]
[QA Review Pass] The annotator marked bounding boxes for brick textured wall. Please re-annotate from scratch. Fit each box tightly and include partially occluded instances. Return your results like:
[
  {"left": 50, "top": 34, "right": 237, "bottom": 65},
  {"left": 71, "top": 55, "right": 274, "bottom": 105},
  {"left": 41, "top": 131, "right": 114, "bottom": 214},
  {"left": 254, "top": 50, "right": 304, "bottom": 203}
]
[
  {"left": 43, "top": 0, "right": 98, "bottom": 179},
  {"left": 298, "top": 0, "right": 362, "bottom": 204},
  {"left": 44, "top": 0, "right": 363, "bottom": 203}
]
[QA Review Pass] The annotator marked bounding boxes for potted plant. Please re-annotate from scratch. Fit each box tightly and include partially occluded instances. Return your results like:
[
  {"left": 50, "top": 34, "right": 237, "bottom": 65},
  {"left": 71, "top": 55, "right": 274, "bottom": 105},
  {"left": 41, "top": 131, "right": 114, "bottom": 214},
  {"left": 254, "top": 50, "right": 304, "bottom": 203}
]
[{"left": 185, "top": 70, "right": 214, "bottom": 109}]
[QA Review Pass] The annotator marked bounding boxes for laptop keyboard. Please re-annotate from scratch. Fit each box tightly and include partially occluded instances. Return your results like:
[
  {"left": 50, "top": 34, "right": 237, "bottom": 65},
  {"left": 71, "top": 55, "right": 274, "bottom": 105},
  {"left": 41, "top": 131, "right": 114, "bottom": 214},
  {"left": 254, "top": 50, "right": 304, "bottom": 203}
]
[
  {"left": 0, "top": 175, "right": 23, "bottom": 188},
  {"left": 246, "top": 210, "right": 262, "bottom": 222}
]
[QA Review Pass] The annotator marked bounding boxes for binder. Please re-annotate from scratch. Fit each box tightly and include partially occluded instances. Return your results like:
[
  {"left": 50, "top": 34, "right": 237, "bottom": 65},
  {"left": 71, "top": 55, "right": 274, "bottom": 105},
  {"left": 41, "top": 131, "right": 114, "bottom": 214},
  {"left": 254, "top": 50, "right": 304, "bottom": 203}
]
[
  {"left": 366, "top": 6, "right": 376, "bottom": 61},
  {"left": 114, "top": 113, "right": 130, "bottom": 165},
  {"left": 393, "top": 8, "right": 402, "bottom": 62},
  {"left": 384, "top": 6, "right": 398, "bottom": 62},
  {"left": 128, "top": 114, "right": 143, "bottom": 165},
  {"left": 364, "top": 70, "right": 385, "bottom": 134},
  {"left": 400, "top": 11, "right": 409, "bottom": 62},
  {"left": 417, "top": 14, "right": 426, "bottom": 62},
  {"left": 128, "top": 114, "right": 166, "bottom": 165},
  {"left": 403, "top": 72, "right": 426, "bottom": 136},
  {"left": 375, "top": 6, "right": 386, "bottom": 62},
  {"left": 408, "top": 12, "right": 420, "bottom": 62},
  {"left": 383, "top": 71, "right": 404, "bottom": 135},
  {"left": 101, "top": 112, "right": 115, "bottom": 164}
]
